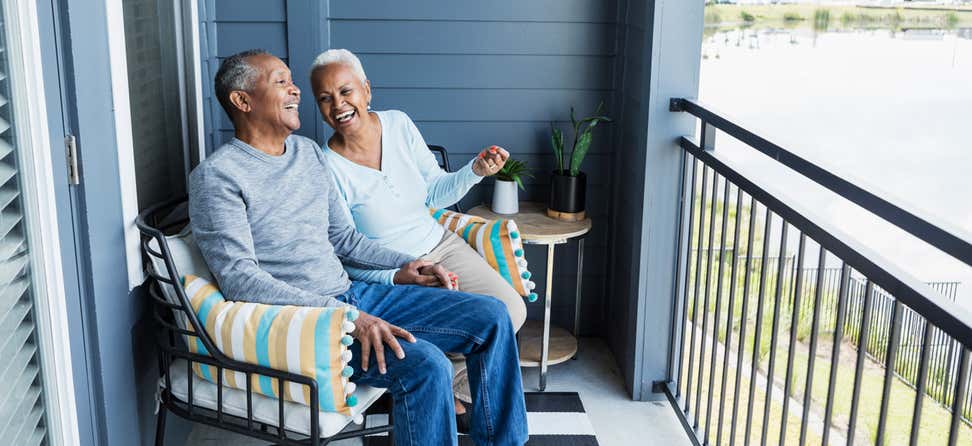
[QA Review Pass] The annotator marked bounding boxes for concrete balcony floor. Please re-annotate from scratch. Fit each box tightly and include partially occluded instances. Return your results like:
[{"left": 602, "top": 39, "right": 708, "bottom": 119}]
[{"left": 186, "top": 337, "right": 691, "bottom": 446}]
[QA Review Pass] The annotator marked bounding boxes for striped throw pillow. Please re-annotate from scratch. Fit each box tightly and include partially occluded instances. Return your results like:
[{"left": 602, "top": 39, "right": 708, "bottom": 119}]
[
  {"left": 180, "top": 275, "right": 360, "bottom": 415},
  {"left": 430, "top": 208, "right": 538, "bottom": 301}
]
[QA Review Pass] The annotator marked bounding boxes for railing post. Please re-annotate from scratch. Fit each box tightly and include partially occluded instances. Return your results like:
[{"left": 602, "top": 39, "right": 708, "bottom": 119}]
[
  {"left": 671, "top": 155, "right": 698, "bottom": 396},
  {"left": 701, "top": 121, "right": 716, "bottom": 152}
]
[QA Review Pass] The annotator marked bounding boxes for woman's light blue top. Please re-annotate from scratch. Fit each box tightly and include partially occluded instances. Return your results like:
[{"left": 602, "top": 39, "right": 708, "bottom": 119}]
[{"left": 323, "top": 110, "right": 484, "bottom": 284}]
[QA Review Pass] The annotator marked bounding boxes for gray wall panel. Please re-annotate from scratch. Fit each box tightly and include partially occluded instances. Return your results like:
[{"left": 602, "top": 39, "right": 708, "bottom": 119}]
[
  {"left": 371, "top": 89, "right": 613, "bottom": 122},
  {"left": 330, "top": 0, "right": 619, "bottom": 22},
  {"left": 357, "top": 54, "right": 615, "bottom": 89},
  {"left": 413, "top": 121, "right": 614, "bottom": 156},
  {"left": 216, "top": 22, "right": 288, "bottom": 57},
  {"left": 331, "top": 21, "right": 617, "bottom": 55},
  {"left": 605, "top": 0, "right": 704, "bottom": 400},
  {"left": 214, "top": 0, "right": 286, "bottom": 22}
]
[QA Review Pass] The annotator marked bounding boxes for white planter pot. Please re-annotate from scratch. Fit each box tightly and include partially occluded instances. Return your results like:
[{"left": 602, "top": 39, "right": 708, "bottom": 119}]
[{"left": 491, "top": 180, "right": 519, "bottom": 214}]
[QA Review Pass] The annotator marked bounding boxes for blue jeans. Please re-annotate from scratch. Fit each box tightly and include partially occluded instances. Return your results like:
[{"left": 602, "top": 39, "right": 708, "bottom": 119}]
[{"left": 339, "top": 281, "right": 528, "bottom": 446}]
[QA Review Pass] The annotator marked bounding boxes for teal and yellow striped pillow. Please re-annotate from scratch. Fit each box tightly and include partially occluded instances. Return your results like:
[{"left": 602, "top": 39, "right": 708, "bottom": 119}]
[
  {"left": 180, "top": 275, "right": 360, "bottom": 415},
  {"left": 429, "top": 209, "right": 537, "bottom": 302}
]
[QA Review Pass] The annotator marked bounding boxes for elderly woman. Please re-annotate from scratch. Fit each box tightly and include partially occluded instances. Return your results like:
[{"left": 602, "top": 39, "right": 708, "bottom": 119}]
[
  {"left": 308, "top": 50, "right": 527, "bottom": 331},
  {"left": 309, "top": 48, "right": 528, "bottom": 429}
]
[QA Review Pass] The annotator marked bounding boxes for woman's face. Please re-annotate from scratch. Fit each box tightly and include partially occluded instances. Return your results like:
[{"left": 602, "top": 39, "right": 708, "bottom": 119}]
[{"left": 310, "top": 63, "right": 372, "bottom": 134}]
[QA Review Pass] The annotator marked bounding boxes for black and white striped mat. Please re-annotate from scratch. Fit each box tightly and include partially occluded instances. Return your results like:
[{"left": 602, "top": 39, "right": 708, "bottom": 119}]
[{"left": 362, "top": 392, "right": 599, "bottom": 445}]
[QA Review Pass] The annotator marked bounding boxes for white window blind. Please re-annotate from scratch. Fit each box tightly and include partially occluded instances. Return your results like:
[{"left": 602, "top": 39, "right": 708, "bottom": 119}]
[{"left": 0, "top": 1, "right": 50, "bottom": 444}]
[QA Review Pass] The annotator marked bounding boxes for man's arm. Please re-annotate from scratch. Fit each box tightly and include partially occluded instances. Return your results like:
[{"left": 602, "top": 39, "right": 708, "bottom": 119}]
[{"left": 189, "top": 165, "right": 345, "bottom": 307}]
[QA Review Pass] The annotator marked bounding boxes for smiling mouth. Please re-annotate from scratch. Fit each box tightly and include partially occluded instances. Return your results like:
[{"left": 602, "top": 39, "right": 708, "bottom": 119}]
[
  {"left": 335, "top": 109, "right": 356, "bottom": 123},
  {"left": 284, "top": 103, "right": 299, "bottom": 111}
]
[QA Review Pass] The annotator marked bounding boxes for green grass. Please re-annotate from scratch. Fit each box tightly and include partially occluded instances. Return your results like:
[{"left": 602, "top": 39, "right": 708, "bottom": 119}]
[
  {"left": 679, "top": 317, "right": 972, "bottom": 444},
  {"left": 680, "top": 326, "right": 825, "bottom": 446}
]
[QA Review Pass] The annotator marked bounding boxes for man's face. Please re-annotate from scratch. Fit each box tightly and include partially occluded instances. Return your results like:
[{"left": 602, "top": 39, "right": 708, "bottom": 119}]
[
  {"left": 240, "top": 54, "right": 301, "bottom": 133},
  {"left": 310, "top": 63, "right": 371, "bottom": 134}
]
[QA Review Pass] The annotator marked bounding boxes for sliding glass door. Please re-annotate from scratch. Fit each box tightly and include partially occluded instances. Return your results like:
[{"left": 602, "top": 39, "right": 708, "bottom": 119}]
[{"left": 0, "top": 0, "right": 80, "bottom": 444}]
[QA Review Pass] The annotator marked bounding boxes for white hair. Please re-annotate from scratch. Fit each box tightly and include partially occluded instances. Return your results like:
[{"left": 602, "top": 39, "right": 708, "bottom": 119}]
[{"left": 310, "top": 49, "right": 368, "bottom": 85}]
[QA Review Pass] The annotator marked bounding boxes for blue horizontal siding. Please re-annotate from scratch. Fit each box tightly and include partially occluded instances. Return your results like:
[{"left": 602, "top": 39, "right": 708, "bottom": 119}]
[
  {"left": 214, "top": 0, "right": 285, "bottom": 22},
  {"left": 414, "top": 122, "right": 614, "bottom": 155},
  {"left": 358, "top": 54, "right": 615, "bottom": 89},
  {"left": 216, "top": 22, "right": 287, "bottom": 57},
  {"left": 331, "top": 21, "right": 617, "bottom": 55},
  {"left": 371, "top": 89, "right": 614, "bottom": 122},
  {"left": 329, "top": 0, "right": 619, "bottom": 22}
]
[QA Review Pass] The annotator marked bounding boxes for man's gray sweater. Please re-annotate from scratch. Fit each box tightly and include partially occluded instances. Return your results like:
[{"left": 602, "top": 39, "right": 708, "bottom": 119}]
[{"left": 188, "top": 135, "right": 415, "bottom": 307}]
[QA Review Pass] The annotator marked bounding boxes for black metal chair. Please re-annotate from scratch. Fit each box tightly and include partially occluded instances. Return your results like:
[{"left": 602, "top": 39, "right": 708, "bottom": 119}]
[
  {"left": 136, "top": 197, "right": 393, "bottom": 446},
  {"left": 427, "top": 144, "right": 464, "bottom": 213}
]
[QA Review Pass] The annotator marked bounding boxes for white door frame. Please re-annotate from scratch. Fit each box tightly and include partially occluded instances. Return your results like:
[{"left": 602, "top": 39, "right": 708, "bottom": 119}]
[
  {"left": 5, "top": 0, "right": 81, "bottom": 443},
  {"left": 177, "top": 0, "right": 209, "bottom": 166}
]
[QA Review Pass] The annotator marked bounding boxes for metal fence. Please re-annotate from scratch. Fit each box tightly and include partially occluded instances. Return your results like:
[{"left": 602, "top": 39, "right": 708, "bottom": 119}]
[
  {"left": 688, "top": 252, "right": 972, "bottom": 432},
  {"left": 663, "top": 97, "right": 972, "bottom": 446},
  {"left": 839, "top": 276, "right": 970, "bottom": 424}
]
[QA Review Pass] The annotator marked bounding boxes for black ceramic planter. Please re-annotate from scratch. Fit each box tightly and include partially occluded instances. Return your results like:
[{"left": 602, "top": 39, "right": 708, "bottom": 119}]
[{"left": 547, "top": 171, "right": 586, "bottom": 220}]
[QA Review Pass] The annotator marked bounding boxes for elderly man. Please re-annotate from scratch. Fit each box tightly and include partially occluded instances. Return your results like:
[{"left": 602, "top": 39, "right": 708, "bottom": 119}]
[{"left": 188, "top": 49, "right": 528, "bottom": 446}]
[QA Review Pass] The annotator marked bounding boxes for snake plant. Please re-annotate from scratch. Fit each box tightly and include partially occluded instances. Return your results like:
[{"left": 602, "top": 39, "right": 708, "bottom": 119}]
[{"left": 550, "top": 101, "right": 612, "bottom": 176}]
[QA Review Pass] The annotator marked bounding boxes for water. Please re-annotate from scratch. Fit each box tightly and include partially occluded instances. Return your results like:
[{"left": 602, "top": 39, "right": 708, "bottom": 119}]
[{"left": 699, "top": 27, "right": 972, "bottom": 306}]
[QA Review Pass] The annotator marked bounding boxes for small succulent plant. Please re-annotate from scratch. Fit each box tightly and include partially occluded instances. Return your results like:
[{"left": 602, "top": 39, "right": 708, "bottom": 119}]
[{"left": 495, "top": 158, "right": 534, "bottom": 191}]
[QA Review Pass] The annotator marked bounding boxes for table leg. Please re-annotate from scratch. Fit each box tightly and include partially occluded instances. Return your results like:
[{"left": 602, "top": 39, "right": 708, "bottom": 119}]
[
  {"left": 540, "top": 243, "right": 555, "bottom": 391},
  {"left": 572, "top": 238, "right": 585, "bottom": 360}
]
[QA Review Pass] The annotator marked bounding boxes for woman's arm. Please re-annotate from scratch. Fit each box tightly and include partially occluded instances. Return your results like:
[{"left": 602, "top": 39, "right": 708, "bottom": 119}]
[{"left": 402, "top": 115, "right": 484, "bottom": 208}]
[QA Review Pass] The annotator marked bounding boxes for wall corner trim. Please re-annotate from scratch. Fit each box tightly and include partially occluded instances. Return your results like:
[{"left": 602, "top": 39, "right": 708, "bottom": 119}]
[{"left": 104, "top": 0, "right": 145, "bottom": 290}]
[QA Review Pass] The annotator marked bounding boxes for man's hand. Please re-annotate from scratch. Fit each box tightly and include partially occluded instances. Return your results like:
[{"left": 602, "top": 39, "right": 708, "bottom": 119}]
[
  {"left": 351, "top": 310, "right": 416, "bottom": 374},
  {"left": 472, "top": 145, "right": 510, "bottom": 177},
  {"left": 393, "top": 259, "right": 458, "bottom": 290}
]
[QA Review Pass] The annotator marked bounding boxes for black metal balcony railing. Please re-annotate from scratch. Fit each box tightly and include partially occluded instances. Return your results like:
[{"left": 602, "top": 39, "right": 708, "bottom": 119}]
[{"left": 660, "top": 98, "right": 972, "bottom": 446}]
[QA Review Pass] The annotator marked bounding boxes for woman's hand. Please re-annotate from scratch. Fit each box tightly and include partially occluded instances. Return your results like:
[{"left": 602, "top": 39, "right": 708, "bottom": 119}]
[
  {"left": 351, "top": 310, "right": 416, "bottom": 374},
  {"left": 393, "top": 259, "right": 459, "bottom": 289},
  {"left": 472, "top": 145, "right": 510, "bottom": 176}
]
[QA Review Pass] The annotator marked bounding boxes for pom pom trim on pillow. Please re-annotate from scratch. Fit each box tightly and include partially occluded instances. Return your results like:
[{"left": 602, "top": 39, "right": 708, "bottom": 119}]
[
  {"left": 181, "top": 274, "right": 359, "bottom": 415},
  {"left": 429, "top": 208, "right": 536, "bottom": 299}
]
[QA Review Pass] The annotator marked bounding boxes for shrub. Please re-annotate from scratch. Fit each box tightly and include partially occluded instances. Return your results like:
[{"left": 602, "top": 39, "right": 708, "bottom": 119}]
[
  {"left": 841, "top": 12, "right": 856, "bottom": 25},
  {"left": 946, "top": 12, "right": 960, "bottom": 27},
  {"left": 740, "top": 11, "right": 756, "bottom": 23},
  {"left": 783, "top": 12, "right": 804, "bottom": 22},
  {"left": 813, "top": 8, "right": 831, "bottom": 30}
]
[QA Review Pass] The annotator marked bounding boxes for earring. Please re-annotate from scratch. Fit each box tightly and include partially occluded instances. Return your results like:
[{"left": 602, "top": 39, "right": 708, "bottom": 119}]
[{"left": 367, "top": 103, "right": 372, "bottom": 111}]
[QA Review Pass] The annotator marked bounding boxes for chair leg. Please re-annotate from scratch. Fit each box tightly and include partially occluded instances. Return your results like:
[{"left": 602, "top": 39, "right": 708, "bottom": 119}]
[{"left": 154, "top": 407, "right": 167, "bottom": 446}]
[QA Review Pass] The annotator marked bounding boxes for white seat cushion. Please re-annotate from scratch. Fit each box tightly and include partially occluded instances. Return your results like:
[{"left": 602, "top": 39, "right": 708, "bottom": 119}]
[
  {"left": 166, "top": 359, "right": 386, "bottom": 437},
  {"left": 148, "top": 230, "right": 211, "bottom": 302}
]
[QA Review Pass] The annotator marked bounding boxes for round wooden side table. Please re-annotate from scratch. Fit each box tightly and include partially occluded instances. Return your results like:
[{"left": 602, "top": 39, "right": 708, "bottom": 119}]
[{"left": 467, "top": 202, "right": 592, "bottom": 391}]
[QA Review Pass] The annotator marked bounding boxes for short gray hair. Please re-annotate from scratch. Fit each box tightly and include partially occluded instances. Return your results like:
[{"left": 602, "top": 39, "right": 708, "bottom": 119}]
[
  {"left": 215, "top": 49, "right": 270, "bottom": 121},
  {"left": 310, "top": 49, "right": 368, "bottom": 85}
]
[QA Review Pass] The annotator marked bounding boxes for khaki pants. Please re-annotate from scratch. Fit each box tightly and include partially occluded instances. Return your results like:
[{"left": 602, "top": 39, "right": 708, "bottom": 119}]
[
  {"left": 422, "top": 231, "right": 528, "bottom": 402},
  {"left": 421, "top": 231, "right": 527, "bottom": 332}
]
